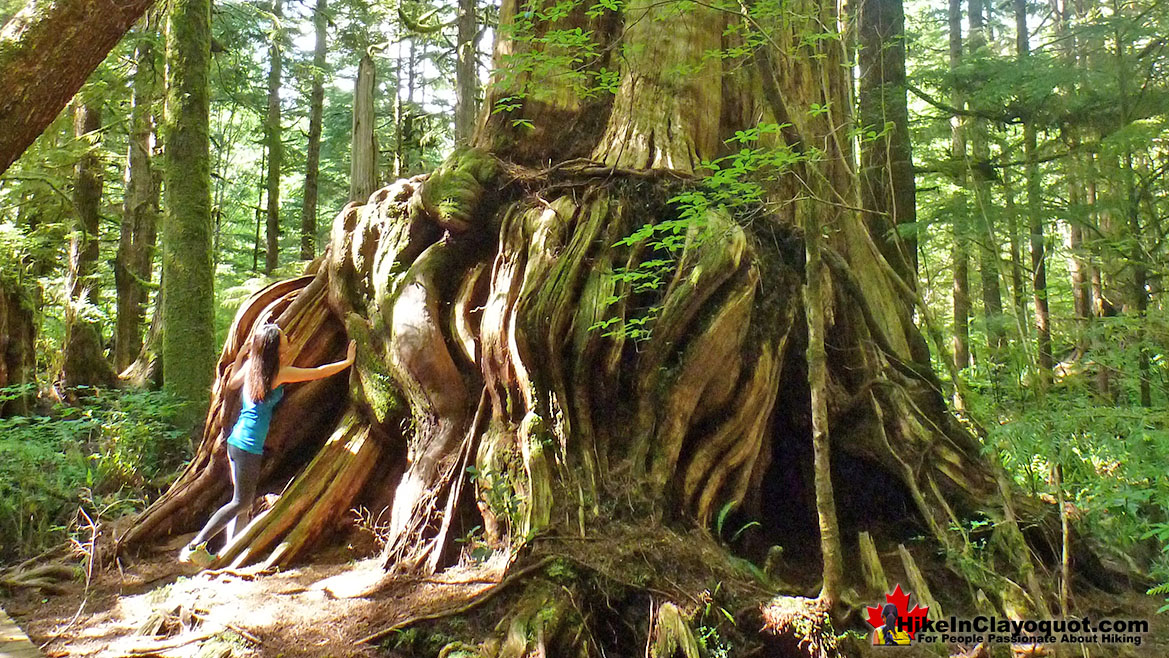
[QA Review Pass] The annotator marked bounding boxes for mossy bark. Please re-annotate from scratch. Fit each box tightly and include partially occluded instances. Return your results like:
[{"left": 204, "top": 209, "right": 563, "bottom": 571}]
[
  {"left": 0, "top": 271, "right": 36, "bottom": 417},
  {"left": 62, "top": 99, "right": 117, "bottom": 389},
  {"left": 0, "top": 0, "right": 154, "bottom": 174},
  {"left": 857, "top": 0, "right": 917, "bottom": 279},
  {"left": 161, "top": 0, "right": 217, "bottom": 422},
  {"left": 116, "top": 30, "right": 160, "bottom": 373}
]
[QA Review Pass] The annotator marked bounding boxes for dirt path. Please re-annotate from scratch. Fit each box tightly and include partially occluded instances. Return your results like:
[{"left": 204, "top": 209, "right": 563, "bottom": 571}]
[{"left": 1, "top": 552, "right": 506, "bottom": 658}]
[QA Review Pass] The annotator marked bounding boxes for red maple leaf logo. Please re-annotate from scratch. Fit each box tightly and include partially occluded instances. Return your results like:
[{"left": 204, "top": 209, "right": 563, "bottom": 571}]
[{"left": 865, "top": 584, "right": 930, "bottom": 640}]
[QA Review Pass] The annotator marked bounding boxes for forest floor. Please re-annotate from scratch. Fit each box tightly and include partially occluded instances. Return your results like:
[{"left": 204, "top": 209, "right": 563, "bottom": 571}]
[
  {"left": 4, "top": 533, "right": 1169, "bottom": 657},
  {"left": 0, "top": 535, "right": 508, "bottom": 658}
]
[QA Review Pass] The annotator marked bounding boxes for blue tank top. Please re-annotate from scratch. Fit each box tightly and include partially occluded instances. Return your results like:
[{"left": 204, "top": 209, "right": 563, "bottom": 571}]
[{"left": 227, "top": 385, "right": 285, "bottom": 455}]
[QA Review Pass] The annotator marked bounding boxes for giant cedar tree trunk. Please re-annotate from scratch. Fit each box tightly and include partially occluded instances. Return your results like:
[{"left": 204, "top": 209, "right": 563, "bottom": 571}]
[{"left": 122, "top": 0, "right": 1070, "bottom": 653}]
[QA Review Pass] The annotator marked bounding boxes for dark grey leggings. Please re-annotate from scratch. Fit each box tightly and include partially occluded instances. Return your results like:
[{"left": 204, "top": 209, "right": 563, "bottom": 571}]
[{"left": 190, "top": 444, "right": 262, "bottom": 547}]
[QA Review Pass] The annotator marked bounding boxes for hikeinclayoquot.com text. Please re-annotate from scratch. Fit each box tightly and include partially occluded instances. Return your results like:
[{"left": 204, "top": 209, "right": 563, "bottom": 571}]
[{"left": 901, "top": 615, "right": 1148, "bottom": 646}]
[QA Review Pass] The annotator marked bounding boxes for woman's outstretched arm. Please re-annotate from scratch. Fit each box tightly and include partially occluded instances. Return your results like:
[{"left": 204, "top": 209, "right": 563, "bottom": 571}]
[{"left": 274, "top": 340, "right": 356, "bottom": 386}]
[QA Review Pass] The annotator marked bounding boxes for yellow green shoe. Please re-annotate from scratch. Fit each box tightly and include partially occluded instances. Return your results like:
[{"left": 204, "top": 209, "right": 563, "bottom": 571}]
[
  {"left": 189, "top": 543, "right": 215, "bottom": 568},
  {"left": 178, "top": 542, "right": 215, "bottom": 568}
]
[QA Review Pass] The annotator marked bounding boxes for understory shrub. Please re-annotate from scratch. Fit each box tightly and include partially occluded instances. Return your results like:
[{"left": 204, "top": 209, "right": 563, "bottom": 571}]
[{"left": 0, "top": 387, "right": 189, "bottom": 562}]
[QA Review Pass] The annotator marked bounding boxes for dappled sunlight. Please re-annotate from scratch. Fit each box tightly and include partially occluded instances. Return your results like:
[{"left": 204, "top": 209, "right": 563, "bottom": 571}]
[{"left": 20, "top": 551, "right": 518, "bottom": 658}]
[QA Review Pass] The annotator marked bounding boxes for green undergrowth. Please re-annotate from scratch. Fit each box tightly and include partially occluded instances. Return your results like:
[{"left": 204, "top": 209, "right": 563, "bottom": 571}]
[{"left": 0, "top": 386, "right": 189, "bottom": 563}]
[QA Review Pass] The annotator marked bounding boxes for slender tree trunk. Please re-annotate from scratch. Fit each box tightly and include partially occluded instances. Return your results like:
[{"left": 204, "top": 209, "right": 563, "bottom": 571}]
[
  {"left": 1085, "top": 173, "right": 1114, "bottom": 397},
  {"left": 454, "top": 0, "right": 480, "bottom": 144},
  {"left": 349, "top": 53, "right": 378, "bottom": 203},
  {"left": 162, "top": 0, "right": 217, "bottom": 421},
  {"left": 1001, "top": 166, "right": 1027, "bottom": 325},
  {"left": 803, "top": 192, "right": 844, "bottom": 608},
  {"left": 949, "top": 0, "right": 971, "bottom": 373},
  {"left": 1015, "top": 0, "right": 1051, "bottom": 385},
  {"left": 0, "top": 0, "right": 155, "bottom": 174},
  {"left": 116, "top": 31, "right": 160, "bottom": 374},
  {"left": 62, "top": 99, "right": 117, "bottom": 389},
  {"left": 857, "top": 0, "right": 916, "bottom": 283},
  {"left": 400, "top": 40, "right": 419, "bottom": 175},
  {"left": 265, "top": 0, "right": 284, "bottom": 275},
  {"left": 1062, "top": 0, "right": 1092, "bottom": 356},
  {"left": 254, "top": 150, "right": 266, "bottom": 273},
  {"left": 968, "top": 0, "right": 1004, "bottom": 358},
  {"left": 300, "top": 0, "right": 328, "bottom": 261},
  {"left": 1113, "top": 18, "right": 1150, "bottom": 406}
]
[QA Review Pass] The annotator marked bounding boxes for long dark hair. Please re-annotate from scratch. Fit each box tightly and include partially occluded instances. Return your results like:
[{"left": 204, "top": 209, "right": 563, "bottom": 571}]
[{"left": 245, "top": 323, "right": 282, "bottom": 403}]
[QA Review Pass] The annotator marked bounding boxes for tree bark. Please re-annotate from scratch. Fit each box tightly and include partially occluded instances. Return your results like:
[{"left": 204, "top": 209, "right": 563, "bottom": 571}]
[
  {"left": 264, "top": 0, "right": 284, "bottom": 275},
  {"left": 1001, "top": 166, "right": 1028, "bottom": 327},
  {"left": 116, "top": 30, "right": 160, "bottom": 373},
  {"left": 398, "top": 40, "right": 419, "bottom": 176},
  {"left": 349, "top": 53, "right": 378, "bottom": 204},
  {"left": 1014, "top": 0, "right": 1052, "bottom": 385},
  {"left": 161, "top": 0, "right": 217, "bottom": 421},
  {"left": 300, "top": 0, "right": 327, "bottom": 261},
  {"left": 62, "top": 99, "right": 117, "bottom": 389},
  {"left": 967, "top": 0, "right": 1004, "bottom": 358},
  {"left": 454, "top": 0, "right": 480, "bottom": 144},
  {"left": 0, "top": 0, "right": 154, "bottom": 175},
  {"left": 121, "top": 272, "right": 164, "bottom": 388},
  {"left": 949, "top": 0, "right": 971, "bottom": 374},
  {"left": 0, "top": 269, "right": 36, "bottom": 416},
  {"left": 857, "top": 0, "right": 916, "bottom": 282}
]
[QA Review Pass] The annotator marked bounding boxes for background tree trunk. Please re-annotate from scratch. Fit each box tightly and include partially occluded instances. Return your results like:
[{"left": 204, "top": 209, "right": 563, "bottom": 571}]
[
  {"left": 116, "top": 30, "right": 160, "bottom": 373},
  {"left": 454, "top": 0, "right": 480, "bottom": 144},
  {"left": 857, "top": 0, "right": 916, "bottom": 282},
  {"left": 161, "top": 0, "right": 217, "bottom": 421},
  {"left": 62, "top": 99, "right": 117, "bottom": 389},
  {"left": 349, "top": 53, "right": 377, "bottom": 203},
  {"left": 949, "top": 0, "right": 972, "bottom": 373},
  {"left": 967, "top": 0, "right": 1004, "bottom": 359},
  {"left": 299, "top": 0, "right": 327, "bottom": 261},
  {"left": 0, "top": 0, "right": 154, "bottom": 174},
  {"left": 264, "top": 0, "right": 284, "bottom": 275},
  {"left": 0, "top": 272, "right": 36, "bottom": 416},
  {"left": 1014, "top": 0, "right": 1052, "bottom": 385}
]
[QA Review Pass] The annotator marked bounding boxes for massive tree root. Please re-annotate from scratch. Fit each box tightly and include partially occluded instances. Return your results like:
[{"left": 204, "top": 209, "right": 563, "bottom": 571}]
[
  {"left": 115, "top": 145, "right": 1076, "bottom": 655},
  {"left": 115, "top": 0, "right": 1088, "bottom": 651}
]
